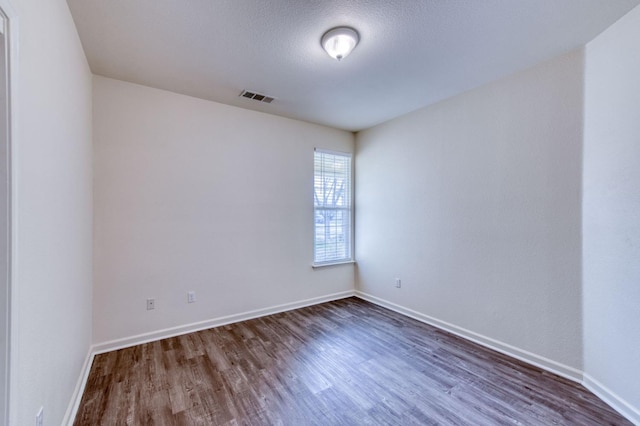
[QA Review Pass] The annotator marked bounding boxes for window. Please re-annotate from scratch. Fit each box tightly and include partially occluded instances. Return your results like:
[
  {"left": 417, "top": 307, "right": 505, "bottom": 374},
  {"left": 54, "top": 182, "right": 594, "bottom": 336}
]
[{"left": 314, "top": 149, "right": 353, "bottom": 265}]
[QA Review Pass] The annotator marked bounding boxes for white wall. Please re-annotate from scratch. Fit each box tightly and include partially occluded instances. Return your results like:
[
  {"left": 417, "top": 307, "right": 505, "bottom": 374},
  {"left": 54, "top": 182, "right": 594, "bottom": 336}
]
[
  {"left": 93, "top": 76, "right": 354, "bottom": 344},
  {"left": 11, "top": 0, "right": 93, "bottom": 425},
  {"left": 583, "top": 4, "right": 640, "bottom": 420},
  {"left": 356, "top": 50, "right": 584, "bottom": 373},
  {"left": 0, "top": 25, "right": 8, "bottom": 426}
]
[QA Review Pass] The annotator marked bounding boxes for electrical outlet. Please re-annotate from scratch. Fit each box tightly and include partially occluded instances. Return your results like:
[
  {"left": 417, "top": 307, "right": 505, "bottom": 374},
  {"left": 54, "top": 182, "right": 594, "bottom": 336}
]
[
  {"left": 395, "top": 278, "right": 401, "bottom": 288},
  {"left": 36, "top": 407, "right": 43, "bottom": 426},
  {"left": 187, "top": 291, "right": 196, "bottom": 303},
  {"left": 146, "top": 298, "right": 155, "bottom": 310}
]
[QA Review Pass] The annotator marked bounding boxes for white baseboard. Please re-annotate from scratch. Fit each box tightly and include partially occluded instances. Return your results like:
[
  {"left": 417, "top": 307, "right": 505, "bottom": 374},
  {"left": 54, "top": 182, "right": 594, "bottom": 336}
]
[
  {"left": 92, "top": 290, "right": 355, "bottom": 355},
  {"left": 355, "top": 291, "right": 583, "bottom": 382},
  {"left": 63, "top": 348, "right": 95, "bottom": 426},
  {"left": 583, "top": 374, "right": 640, "bottom": 425}
]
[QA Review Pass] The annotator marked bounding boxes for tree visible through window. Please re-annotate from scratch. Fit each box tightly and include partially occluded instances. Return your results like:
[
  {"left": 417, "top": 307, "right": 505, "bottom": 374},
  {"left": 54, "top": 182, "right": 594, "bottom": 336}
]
[{"left": 314, "top": 149, "right": 352, "bottom": 265}]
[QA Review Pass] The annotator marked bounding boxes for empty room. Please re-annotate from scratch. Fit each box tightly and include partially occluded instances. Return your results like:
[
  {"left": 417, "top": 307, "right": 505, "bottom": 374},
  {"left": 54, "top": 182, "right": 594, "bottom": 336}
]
[{"left": 1, "top": 0, "right": 639, "bottom": 425}]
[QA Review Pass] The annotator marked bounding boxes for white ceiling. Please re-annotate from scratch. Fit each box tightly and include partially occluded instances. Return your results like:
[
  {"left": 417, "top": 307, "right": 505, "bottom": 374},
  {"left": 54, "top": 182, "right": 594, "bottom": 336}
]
[{"left": 67, "top": 0, "right": 640, "bottom": 132}]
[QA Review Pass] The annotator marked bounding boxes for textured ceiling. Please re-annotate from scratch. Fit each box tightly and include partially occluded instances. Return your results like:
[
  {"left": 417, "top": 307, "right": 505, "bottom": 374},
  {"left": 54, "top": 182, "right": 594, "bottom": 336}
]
[{"left": 67, "top": 0, "right": 640, "bottom": 132}]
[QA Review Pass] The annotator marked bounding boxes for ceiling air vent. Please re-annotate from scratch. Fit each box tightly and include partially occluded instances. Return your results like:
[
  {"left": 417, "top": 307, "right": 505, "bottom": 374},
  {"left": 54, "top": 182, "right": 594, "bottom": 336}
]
[{"left": 239, "top": 90, "right": 275, "bottom": 104}]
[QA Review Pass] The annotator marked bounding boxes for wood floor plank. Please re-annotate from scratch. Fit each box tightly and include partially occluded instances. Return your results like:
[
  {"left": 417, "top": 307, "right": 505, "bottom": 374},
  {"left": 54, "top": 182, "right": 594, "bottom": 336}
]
[{"left": 74, "top": 298, "right": 631, "bottom": 425}]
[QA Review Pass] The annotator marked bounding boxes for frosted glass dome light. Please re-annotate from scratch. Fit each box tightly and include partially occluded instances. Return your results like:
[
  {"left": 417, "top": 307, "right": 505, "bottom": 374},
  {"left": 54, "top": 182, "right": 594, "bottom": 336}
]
[{"left": 321, "top": 27, "right": 359, "bottom": 61}]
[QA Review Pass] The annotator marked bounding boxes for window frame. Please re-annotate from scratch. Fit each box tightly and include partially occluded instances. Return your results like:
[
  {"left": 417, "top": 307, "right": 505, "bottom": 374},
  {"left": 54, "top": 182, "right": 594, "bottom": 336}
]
[{"left": 313, "top": 148, "right": 354, "bottom": 267}]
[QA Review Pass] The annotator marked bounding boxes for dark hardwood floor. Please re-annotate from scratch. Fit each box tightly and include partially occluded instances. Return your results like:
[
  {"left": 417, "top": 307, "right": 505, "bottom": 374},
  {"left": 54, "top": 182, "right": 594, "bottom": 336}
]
[{"left": 74, "top": 297, "right": 630, "bottom": 425}]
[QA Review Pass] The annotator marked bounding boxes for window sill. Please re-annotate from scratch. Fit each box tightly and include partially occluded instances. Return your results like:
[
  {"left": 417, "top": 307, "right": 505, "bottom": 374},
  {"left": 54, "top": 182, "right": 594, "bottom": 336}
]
[{"left": 312, "top": 260, "right": 356, "bottom": 269}]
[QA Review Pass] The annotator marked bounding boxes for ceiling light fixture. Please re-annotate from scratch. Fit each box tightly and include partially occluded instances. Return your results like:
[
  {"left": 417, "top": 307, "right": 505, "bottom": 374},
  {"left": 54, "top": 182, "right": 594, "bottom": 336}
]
[{"left": 321, "top": 27, "right": 359, "bottom": 61}]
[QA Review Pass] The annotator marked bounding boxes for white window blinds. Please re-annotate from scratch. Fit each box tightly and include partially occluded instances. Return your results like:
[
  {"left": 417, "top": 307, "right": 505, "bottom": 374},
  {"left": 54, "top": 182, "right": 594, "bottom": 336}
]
[{"left": 314, "top": 149, "right": 353, "bottom": 265}]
